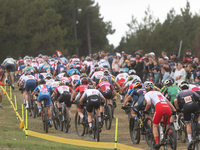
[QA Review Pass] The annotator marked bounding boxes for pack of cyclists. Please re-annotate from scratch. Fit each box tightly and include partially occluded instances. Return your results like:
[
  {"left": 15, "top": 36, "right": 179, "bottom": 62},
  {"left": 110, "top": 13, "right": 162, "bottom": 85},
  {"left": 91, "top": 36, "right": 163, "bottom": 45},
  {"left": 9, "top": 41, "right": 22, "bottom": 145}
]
[{"left": 0, "top": 52, "right": 200, "bottom": 149}]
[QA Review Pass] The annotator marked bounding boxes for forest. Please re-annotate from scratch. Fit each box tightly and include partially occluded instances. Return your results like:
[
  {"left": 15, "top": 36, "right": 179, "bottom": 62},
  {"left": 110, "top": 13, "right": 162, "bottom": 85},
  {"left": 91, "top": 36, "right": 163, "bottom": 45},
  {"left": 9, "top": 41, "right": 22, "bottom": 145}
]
[{"left": 0, "top": 0, "right": 200, "bottom": 62}]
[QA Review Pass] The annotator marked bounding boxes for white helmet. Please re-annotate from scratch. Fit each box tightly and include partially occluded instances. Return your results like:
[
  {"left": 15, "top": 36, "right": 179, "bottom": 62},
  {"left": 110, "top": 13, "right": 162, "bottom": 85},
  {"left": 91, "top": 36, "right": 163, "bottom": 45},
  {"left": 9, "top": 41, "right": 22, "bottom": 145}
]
[
  {"left": 144, "top": 81, "right": 154, "bottom": 90},
  {"left": 128, "top": 69, "right": 136, "bottom": 75},
  {"left": 119, "top": 68, "right": 125, "bottom": 73},
  {"left": 46, "top": 73, "right": 52, "bottom": 78}
]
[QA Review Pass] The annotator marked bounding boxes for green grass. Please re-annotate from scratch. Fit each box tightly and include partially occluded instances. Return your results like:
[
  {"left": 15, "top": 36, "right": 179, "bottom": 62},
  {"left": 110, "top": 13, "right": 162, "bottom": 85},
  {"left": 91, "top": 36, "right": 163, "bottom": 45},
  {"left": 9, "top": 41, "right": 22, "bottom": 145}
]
[{"left": 0, "top": 93, "right": 108, "bottom": 150}]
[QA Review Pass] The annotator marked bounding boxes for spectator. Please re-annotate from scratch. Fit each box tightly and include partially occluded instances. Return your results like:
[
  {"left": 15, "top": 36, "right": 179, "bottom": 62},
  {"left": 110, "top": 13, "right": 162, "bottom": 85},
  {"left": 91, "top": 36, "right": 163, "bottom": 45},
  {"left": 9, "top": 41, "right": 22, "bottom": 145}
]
[
  {"left": 183, "top": 49, "right": 192, "bottom": 64},
  {"left": 194, "top": 68, "right": 200, "bottom": 85},
  {"left": 112, "top": 53, "right": 122, "bottom": 76},
  {"left": 129, "top": 58, "right": 136, "bottom": 70},
  {"left": 170, "top": 52, "right": 180, "bottom": 63},
  {"left": 161, "top": 51, "right": 169, "bottom": 60},
  {"left": 190, "top": 63, "right": 198, "bottom": 80},
  {"left": 184, "top": 64, "right": 193, "bottom": 81},
  {"left": 174, "top": 61, "right": 186, "bottom": 86},
  {"left": 98, "top": 56, "right": 110, "bottom": 69},
  {"left": 153, "top": 60, "right": 159, "bottom": 68},
  {"left": 193, "top": 57, "right": 199, "bottom": 66},
  {"left": 169, "top": 62, "right": 176, "bottom": 79},
  {"left": 108, "top": 53, "right": 114, "bottom": 72},
  {"left": 162, "top": 67, "right": 170, "bottom": 84},
  {"left": 135, "top": 51, "right": 143, "bottom": 81},
  {"left": 152, "top": 66, "right": 161, "bottom": 88}
]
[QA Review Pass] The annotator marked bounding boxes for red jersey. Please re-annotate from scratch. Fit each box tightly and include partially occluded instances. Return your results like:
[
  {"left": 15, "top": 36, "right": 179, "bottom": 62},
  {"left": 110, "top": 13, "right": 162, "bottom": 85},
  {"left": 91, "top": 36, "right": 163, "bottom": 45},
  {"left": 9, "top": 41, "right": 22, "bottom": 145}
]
[
  {"left": 18, "top": 59, "right": 24, "bottom": 64},
  {"left": 75, "top": 84, "right": 88, "bottom": 94},
  {"left": 61, "top": 77, "right": 71, "bottom": 83},
  {"left": 96, "top": 81, "right": 114, "bottom": 92}
]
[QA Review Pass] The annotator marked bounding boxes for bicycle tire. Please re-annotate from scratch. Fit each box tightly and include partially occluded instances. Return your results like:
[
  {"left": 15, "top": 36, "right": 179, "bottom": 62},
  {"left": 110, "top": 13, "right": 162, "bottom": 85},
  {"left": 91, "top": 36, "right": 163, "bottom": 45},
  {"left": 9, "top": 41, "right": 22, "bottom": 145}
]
[
  {"left": 129, "top": 117, "right": 140, "bottom": 144},
  {"left": 43, "top": 107, "right": 48, "bottom": 133},
  {"left": 32, "top": 101, "right": 37, "bottom": 118},
  {"left": 105, "top": 105, "right": 112, "bottom": 130},
  {"left": 178, "top": 114, "right": 186, "bottom": 143},
  {"left": 75, "top": 111, "right": 85, "bottom": 136},
  {"left": 63, "top": 107, "right": 69, "bottom": 133},
  {"left": 94, "top": 114, "right": 100, "bottom": 142},
  {"left": 52, "top": 105, "right": 58, "bottom": 130},
  {"left": 144, "top": 117, "right": 153, "bottom": 147},
  {"left": 165, "top": 125, "right": 177, "bottom": 150}
]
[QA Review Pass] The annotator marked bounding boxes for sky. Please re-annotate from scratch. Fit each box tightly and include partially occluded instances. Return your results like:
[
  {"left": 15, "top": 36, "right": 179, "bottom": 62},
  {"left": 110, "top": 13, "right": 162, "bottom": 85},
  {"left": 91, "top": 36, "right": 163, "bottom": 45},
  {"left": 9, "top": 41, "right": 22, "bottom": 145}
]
[{"left": 94, "top": 0, "right": 200, "bottom": 47}]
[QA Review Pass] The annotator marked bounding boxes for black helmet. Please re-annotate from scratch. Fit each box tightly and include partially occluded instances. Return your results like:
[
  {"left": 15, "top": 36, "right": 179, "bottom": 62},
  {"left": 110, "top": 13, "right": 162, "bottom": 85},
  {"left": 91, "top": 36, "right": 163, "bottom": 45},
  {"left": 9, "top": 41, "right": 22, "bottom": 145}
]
[
  {"left": 39, "top": 79, "right": 46, "bottom": 84},
  {"left": 179, "top": 81, "right": 189, "bottom": 90}
]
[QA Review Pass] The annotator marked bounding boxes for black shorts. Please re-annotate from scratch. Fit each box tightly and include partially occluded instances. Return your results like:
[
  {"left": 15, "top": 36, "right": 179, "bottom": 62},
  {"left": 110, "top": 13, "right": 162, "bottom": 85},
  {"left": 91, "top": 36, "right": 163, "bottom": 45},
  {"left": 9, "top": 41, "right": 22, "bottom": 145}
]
[
  {"left": 86, "top": 95, "right": 100, "bottom": 113},
  {"left": 77, "top": 92, "right": 87, "bottom": 110},
  {"left": 6, "top": 63, "right": 15, "bottom": 72},
  {"left": 101, "top": 90, "right": 112, "bottom": 99},
  {"left": 57, "top": 92, "right": 71, "bottom": 108},
  {"left": 183, "top": 101, "right": 199, "bottom": 122}
]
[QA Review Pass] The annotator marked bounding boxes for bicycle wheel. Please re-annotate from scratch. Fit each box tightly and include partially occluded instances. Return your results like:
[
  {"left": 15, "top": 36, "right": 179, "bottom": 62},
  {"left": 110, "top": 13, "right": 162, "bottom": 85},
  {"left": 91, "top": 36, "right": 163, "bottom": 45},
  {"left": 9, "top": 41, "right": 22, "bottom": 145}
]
[
  {"left": 105, "top": 105, "right": 112, "bottom": 130},
  {"left": 32, "top": 101, "right": 37, "bottom": 118},
  {"left": 94, "top": 114, "right": 100, "bottom": 142},
  {"left": 178, "top": 114, "right": 186, "bottom": 143},
  {"left": 43, "top": 107, "right": 48, "bottom": 133},
  {"left": 63, "top": 107, "right": 69, "bottom": 133},
  {"left": 129, "top": 117, "right": 140, "bottom": 144},
  {"left": 165, "top": 125, "right": 177, "bottom": 150},
  {"left": 52, "top": 105, "right": 59, "bottom": 130},
  {"left": 144, "top": 117, "right": 153, "bottom": 147},
  {"left": 75, "top": 111, "right": 85, "bottom": 136}
]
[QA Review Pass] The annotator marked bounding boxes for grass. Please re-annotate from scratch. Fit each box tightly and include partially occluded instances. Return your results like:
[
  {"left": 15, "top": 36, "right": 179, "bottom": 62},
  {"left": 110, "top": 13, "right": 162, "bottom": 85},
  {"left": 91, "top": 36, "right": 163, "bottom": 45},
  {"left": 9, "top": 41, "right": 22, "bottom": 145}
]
[{"left": 0, "top": 90, "right": 109, "bottom": 150}]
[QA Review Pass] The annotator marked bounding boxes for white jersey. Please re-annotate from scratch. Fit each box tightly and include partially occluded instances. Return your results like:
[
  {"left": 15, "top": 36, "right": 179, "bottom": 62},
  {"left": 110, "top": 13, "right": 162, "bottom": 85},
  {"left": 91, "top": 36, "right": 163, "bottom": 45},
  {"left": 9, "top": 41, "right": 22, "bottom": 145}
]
[
  {"left": 40, "top": 73, "right": 47, "bottom": 78},
  {"left": 115, "top": 73, "right": 129, "bottom": 82},
  {"left": 91, "top": 71, "right": 104, "bottom": 80},
  {"left": 70, "top": 75, "right": 80, "bottom": 83},
  {"left": 145, "top": 91, "right": 167, "bottom": 106},
  {"left": 45, "top": 79, "right": 54, "bottom": 86},
  {"left": 19, "top": 74, "right": 25, "bottom": 82},
  {"left": 22, "top": 75, "right": 37, "bottom": 82},
  {"left": 31, "top": 62, "right": 38, "bottom": 69},
  {"left": 98, "top": 59, "right": 110, "bottom": 69},
  {"left": 81, "top": 89, "right": 103, "bottom": 99},
  {"left": 55, "top": 85, "right": 72, "bottom": 94},
  {"left": 125, "top": 75, "right": 141, "bottom": 83},
  {"left": 50, "top": 81, "right": 60, "bottom": 90},
  {"left": 58, "top": 72, "right": 65, "bottom": 78},
  {"left": 70, "top": 58, "right": 80, "bottom": 64}
]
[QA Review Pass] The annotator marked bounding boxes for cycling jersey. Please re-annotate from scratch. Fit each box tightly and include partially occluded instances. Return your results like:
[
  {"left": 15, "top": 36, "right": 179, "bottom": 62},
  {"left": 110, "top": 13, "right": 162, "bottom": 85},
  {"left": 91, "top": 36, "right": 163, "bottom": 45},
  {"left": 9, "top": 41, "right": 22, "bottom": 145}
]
[
  {"left": 22, "top": 75, "right": 37, "bottom": 82},
  {"left": 49, "top": 61, "right": 55, "bottom": 69},
  {"left": 45, "top": 79, "right": 54, "bottom": 86},
  {"left": 160, "top": 84, "right": 181, "bottom": 92},
  {"left": 96, "top": 81, "right": 114, "bottom": 92},
  {"left": 70, "top": 58, "right": 80, "bottom": 65},
  {"left": 189, "top": 84, "right": 200, "bottom": 91},
  {"left": 125, "top": 75, "right": 141, "bottom": 83},
  {"left": 18, "top": 59, "right": 24, "bottom": 65},
  {"left": 58, "top": 72, "right": 65, "bottom": 78},
  {"left": 50, "top": 81, "right": 60, "bottom": 90},
  {"left": 18, "top": 65, "right": 26, "bottom": 73},
  {"left": 115, "top": 72, "right": 129, "bottom": 86},
  {"left": 75, "top": 84, "right": 88, "bottom": 94},
  {"left": 3, "top": 58, "right": 16, "bottom": 64},
  {"left": 54, "top": 64, "right": 65, "bottom": 75},
  {"left": 39, "top": 64, "right": 54, "bottom": 72},
  {"left": 67, "top": 69, "right": 80, "bottom": 76},
  {"left": 60, "top": 77, "right": 71, "bottom": 83},
  {"left": 25, "top": 66, "right": 35, "bottom": 73},
  {"left": 36, "top": 58, "right": 44, "bottom": 63},
  {"left": 55, "top": 85, "right": 72, "bottom": 94},
  {"left": 31, "top": 62, "right": 38, "bottom": 70},
  {"left": 175, "top": 90, "right": 193, "bottom": 107},
  {"left": 163, "top": 85, "right": 180, "bottom": 104},
  {"left": 98, "top": 59, "right": 110, "bottom": 69},
  {"left": 40, "top": 73, "right": 47, "bottom": 79},
  {"left": 70, "top": 75, "right": 80, "bottom": 83},
  {"left": 0, "top": 72, "right": 5, "bottom": 86}
]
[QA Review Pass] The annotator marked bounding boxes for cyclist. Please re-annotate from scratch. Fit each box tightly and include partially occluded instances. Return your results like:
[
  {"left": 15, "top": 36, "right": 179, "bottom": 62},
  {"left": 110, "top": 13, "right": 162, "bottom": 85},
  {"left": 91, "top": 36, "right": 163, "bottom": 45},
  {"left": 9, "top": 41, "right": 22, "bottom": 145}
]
[
  {"left": 31, "top": 79, "right": 53, "bottom": 126},
  {"left": 143, "top": 81, "right": 176, "bottom": 148},
  {"left": 122, "top": 82, "right": 149, "bottom": 124},
  {"left": 53, "top": 60, "right": 65, "bottom": 78},
  {"left": 71, "top": 78, "right": 89, "bottom": 120},
  {"left": 0, "top": 65, "right": 9, "bottom": 109},
  {"left": 67, "top": 64, "right": 80, "bottom": 76},
  {"left": 50, "top": 76, "right": 61, "bottom": 90},
  {"left": 70, "top": 70, "right": 81, "bottom": 88},
  {"left": 96, "top": 76, "right": 117, "bottom": 121},
  {"left": 51, "top": 81, "right": 73, "bottom": 124},
  {"left": 79, "top": 84, "right": 106, "bottom": 134},
  {"left": 174, "top": 81, "right": 200, "bottom": 148},
  {"left": 2, "top": 56, "right": 17, "bottom": 89},
  {"left": 91, "top": 67, "right": 104, "bottom": 85},
  {"left": 39, "top": 61, "right": 54, "bottom": 73},
  {"left": 21, "top": 70, "right": 37, "bottom": 109},
  {"left": 45, "top": 73, "right": 54, "bottom": 86},
  {"left": 17, "top": 61, "right": 26, "bottom": 76}
]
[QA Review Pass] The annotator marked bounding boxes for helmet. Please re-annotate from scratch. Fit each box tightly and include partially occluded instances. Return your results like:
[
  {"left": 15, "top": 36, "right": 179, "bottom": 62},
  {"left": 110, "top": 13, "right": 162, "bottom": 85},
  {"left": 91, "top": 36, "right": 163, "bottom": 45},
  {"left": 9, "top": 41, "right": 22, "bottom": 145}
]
[
  {"left": 119, "top": 68, "right": 125, "bottom": 73},
  {"left": 164, "top": 77, "right": 174, "bottom": 85},
  {"left": 94, "top": 63, "right": 99, "bottom": 67},
  {"left": 69, "top": 64, "right": 74, "bottom": 69},
  {"left": 57, "top": 60, "right": 61, "bottom": 64},
  {"left": 179, "top": 81, "right": 189, "bottom": 90},
  {"left": 46, "top": 73, "right": 52, "bottom": 78},
  {"left": 134, "top": 82, "right": 142, "bottom": 89},
  {"left": 72, "top": 70, "right": 78, "bottom": 75},
  {"left": 103, "top": 70, "right": 109, "bottom": 75},
  {"left": 59, "top": 80, "right": 65, "bottom": 85},
  {"left": 127, "top": 76, "right": 134, "bottom": 82},
  {"left": 193, "top": 91, "right": 200, "bottom": 101},
  {"left": 81, "top": 78, "right": 89, "bottom": 84},
  {"left": 101, "top": 76, "right": 108, "bottom": 81},
  {"left": 74, "top": 61, "right": 80, "bottom": 65},
  {"left": 128, "top": 69, "right": 136, "bottom": 75},
  {"left": 23, "top": 69, "right": 29, "bottom": 75},
  {"left": 144, "top": 81, "right": 154, "bottom": 90},
  {"left": 39, "top": 79, "right": 46, "bottom": 84},
  {"left": 54, "top": 76, "right": 61, "bottom": 81},
  {"left": 88, "top": 84, "right": 95, "bottom": 89},
  {"left": 188, "top": 79, "right": 194, "bottom": 84},
  {"left": 81, "top": 73, "right": 87, "bottom": 78},
  {"left": 95, "top": 67, "right": 100, "bottom": 72},
  {"left": 38, "top": 54, "right": 42, "bottom": 57},
  {"left": 32, "top": 59, "right": 36, "bottom": 62},
  {"left": 51, "top": 58, "right": 55, "bottom": 61},
  {"left": 19, "top": 57, "right": 22, "bottom": 59}
]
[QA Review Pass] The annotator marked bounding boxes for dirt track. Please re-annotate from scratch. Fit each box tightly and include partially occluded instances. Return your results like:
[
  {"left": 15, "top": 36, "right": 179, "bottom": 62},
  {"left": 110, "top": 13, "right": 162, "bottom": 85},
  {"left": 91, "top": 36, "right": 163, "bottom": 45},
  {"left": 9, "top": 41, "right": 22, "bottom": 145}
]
[{"left": 13, "top": 90, "right": 188, "bottom": 150}]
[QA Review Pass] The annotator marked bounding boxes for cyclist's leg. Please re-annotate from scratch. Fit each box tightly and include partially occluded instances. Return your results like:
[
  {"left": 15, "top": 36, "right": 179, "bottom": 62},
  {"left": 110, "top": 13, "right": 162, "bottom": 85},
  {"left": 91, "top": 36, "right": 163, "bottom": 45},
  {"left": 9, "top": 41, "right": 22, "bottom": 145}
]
[
  {"left": 86, "top": 102, "right": 93, "bottom": 132},
  {"left": 76, "top": 93, "right": 84, "bottom": 118},
  {"left": 66, "top": 93, "right": 72, "bottom": 121},
  {"left": 46, "top": 95, "right": 52, "bottom": 124}
]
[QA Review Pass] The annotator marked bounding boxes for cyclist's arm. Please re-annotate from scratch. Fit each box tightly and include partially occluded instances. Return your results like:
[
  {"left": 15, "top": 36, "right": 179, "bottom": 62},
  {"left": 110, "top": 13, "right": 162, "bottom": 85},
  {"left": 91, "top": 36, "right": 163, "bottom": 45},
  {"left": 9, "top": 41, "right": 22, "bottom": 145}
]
[
  {"left": 174, "top": 98, "right": 179, "bottom": 110},
  {"left": 166, "top": 99, "right": 176, "bottom": 111},
  {"left": 144, "top": 95, "right": 151, "bottom": 112},
  {"left": 154, "top": 86, "right": 160, "bottom": 91}
]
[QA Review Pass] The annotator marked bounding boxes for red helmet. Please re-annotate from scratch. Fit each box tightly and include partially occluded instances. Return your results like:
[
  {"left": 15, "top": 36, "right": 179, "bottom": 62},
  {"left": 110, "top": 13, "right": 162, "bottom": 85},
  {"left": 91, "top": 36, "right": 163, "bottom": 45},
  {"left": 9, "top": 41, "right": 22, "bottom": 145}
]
[{"left": 81, "top": 78, "right": 89, "bottom": 84}]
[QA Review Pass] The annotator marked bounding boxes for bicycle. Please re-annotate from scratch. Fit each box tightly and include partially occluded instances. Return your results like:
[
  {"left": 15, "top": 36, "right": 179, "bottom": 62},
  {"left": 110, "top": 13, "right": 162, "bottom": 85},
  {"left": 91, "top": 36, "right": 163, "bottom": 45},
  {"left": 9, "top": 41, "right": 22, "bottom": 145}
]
[
  {"left": 102, "top": 100, "right": 112, "bottom": 130},
  {"left": 177, "top": 113, "right": 186, "bottom": 143},
  {"left": 186, "top": 111, "right": 200, "bottom": 150},
  {"left": 129, "top": 109, "right": 153, "bottom": 147},
  {"left": 151, "top": 114, "right": 177, "bottom": 150},
  {"left": 51, "top": 99, "right": 60, "bottom": 130},
  {"left": 41, "top": 99, "right": 50, "bottom": 133},
  {"left": 59, "top": 102, "right": 70, "bottom": 133},
  {"left": 90, "top": 108, "right": 100, "bottom": 142},
  {"left": 75, "top": 104, "right": 89, "bottom": 136}
]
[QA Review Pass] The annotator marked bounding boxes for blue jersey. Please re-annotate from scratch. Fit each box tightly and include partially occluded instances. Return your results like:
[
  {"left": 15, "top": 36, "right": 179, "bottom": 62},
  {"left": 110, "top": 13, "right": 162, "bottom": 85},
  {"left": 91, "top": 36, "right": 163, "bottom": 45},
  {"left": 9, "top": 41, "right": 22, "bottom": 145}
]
[
  {"left": 128, "top": 88, "right": 145, "bottom": 97},
  {"left": 34, "top": 84, "right": 53, "bottom": 96},
  {"left": 18, "top": 65, "right": 26, "bottom": 72},
  {"left": 67, "top": 69, "right": 80, "bottom": 76},
  {"left": 55, "top": 64, "right": 65, "bottom": 75},
  {"left": 39, "top": 64, "right": 54, "bottom": 72}
]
